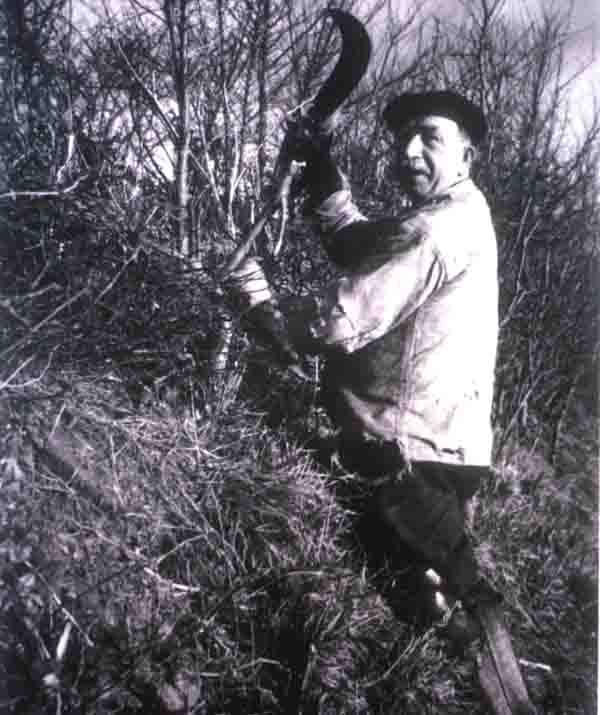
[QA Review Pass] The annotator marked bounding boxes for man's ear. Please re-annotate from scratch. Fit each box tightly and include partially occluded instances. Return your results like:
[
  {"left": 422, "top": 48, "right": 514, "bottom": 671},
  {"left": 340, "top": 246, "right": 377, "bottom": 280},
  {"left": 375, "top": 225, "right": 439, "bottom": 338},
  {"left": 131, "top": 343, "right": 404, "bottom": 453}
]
[
  {"left": 463, "top": 145, "right": 475, "bottom": 166},
  {"left": 458, "top": 144, "right": 475, "bottom": 178}
]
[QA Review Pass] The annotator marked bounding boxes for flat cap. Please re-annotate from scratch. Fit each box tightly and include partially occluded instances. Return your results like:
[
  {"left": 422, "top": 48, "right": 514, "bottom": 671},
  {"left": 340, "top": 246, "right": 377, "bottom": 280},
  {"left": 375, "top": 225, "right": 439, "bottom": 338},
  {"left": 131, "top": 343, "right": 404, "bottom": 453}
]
[{"left": 383, "top": 90, "right": 487, "bottom": 145}]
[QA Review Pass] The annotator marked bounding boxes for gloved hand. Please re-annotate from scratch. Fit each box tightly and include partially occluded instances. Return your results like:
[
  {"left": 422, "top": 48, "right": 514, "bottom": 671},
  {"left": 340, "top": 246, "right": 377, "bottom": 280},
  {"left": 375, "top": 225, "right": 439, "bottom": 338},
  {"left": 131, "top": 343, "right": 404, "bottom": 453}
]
[
  {"left": 281, "top": 111, "right": 338, "bottom": 165},
  {"left": 244, "top": 300, "right": 303, "bottom": 368},
  {"left": 280, "top": 111, "right": 345, "bottom": 211},
  {"left": 227, "top": 257, "right": 301, "bottom": 368}
]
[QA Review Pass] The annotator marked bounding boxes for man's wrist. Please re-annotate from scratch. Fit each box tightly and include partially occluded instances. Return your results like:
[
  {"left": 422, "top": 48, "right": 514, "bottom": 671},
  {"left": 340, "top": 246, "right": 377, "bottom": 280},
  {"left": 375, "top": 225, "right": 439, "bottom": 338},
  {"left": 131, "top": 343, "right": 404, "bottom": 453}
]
[{"left": 228, "top": 257, "right": 273, "bottom": 308}]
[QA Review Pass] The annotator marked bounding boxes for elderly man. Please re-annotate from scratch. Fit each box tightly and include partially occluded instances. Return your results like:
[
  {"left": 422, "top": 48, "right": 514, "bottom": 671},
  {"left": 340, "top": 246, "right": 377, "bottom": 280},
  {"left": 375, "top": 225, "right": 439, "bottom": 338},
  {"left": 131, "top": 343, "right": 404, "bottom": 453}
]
[
  {"left": 237, "top": 91, "right": 498, "bottom": 602},
  {"left": 233, "top": 89, "right": 536, "bottom": 713},
  {"left": 235, "top": 89, "right": 497, "bottom": 617}
]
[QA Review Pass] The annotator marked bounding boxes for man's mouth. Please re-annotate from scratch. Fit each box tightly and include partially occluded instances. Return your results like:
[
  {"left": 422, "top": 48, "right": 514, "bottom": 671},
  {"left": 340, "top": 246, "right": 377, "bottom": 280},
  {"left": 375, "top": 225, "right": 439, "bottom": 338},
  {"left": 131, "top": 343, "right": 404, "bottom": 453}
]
[
  {"left": 406, "top": 170, "right": 429, "bottom": 183},
  {"left": 401, "top": 164, "right": 428, "bottom": 177}
]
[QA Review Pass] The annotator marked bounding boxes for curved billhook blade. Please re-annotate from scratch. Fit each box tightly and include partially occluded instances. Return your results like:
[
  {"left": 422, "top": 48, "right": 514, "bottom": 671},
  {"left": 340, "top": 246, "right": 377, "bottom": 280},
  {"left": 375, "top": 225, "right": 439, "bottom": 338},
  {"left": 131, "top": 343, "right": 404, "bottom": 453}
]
[
  {"left": 222, "top": 10, "right": 371, "bottom": 276},
  {"left": 307, "top": 8, "right": 372, "bottom": 124}
]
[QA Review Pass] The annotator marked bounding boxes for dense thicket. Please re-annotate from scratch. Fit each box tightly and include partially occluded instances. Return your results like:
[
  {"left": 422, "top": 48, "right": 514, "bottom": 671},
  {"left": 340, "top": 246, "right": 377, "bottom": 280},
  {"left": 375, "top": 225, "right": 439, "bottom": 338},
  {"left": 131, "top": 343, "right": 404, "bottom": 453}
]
[
  {"left": 0, "top": 2, "right": 597, "bottom": 713},
  {"left": 1, "top": 0, "right": 598, "bottom": 452}
]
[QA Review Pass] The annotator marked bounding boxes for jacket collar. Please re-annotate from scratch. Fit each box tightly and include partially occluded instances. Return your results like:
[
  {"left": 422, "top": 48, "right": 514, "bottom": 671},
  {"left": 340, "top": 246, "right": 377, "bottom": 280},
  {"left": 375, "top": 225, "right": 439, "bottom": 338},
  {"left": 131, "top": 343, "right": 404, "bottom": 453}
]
[{"left": 412, "top": 177, "right": 476, "bottom": 210}]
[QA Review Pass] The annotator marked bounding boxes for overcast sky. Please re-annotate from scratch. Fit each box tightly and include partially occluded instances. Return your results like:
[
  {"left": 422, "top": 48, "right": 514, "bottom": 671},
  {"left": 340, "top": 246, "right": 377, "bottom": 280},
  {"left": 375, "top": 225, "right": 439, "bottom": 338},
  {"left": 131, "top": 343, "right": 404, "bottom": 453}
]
[
  {"left": 77, "top": 0, "right": 599, "bottom": 67},
  {"left": 431, "top": 0, "right": 599, "bottom": 60},
  {"left": 75, "top": 0, "right": 598, "bottom": 125},
  {"left": 386, "top": 0, "right": 599, "bottom": 129}
]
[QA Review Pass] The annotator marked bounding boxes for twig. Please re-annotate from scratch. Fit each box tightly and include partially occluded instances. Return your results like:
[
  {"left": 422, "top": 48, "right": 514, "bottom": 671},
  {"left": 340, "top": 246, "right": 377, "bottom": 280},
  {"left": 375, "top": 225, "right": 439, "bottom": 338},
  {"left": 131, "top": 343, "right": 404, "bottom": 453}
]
[
  {"left": 17, "top": 284, "right": 63, "bottom": 301},
  {"left": 361, "top": 635, "right": 422, "bottom": 688},
  {"left": 0, "top": 177, "right": 86, "bottom": 201},
  {"left": 0, "top": 355, "right": 36, "bottom": 389},
  {"left": 518, "top": 658, "right": 553, "bottom": 674},
  {"left": 272, "top": 170, "right": 295, "bottom": 257},
  {"left": 0, "top": 349, "right": 57, "bottom": 390},
  {"left": 222, "top": 166, "right": 292, "bottom": 275},
  {"left": 24, "top": 561, "right": 95, "bottom": 647},
  {"left": 143, "top": 567, "right": 203, "bottom": 594},
  {"left": 154, "top": 534, "right": 212, "bottom": 566},
  {"left": 92, "top": 249, "right": 140, "bottom": 306},
  {"left": 0, "top": 287, "right": 90, "bottom": 360},
  {"left": 0, "top": 299, "right": 31, "bottom": 327}
]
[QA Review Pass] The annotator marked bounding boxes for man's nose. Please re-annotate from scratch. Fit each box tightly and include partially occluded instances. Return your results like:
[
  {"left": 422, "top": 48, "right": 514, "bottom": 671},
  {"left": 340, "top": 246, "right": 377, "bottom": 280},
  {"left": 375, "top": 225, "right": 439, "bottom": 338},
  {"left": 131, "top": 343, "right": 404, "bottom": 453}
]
[{"left": 404, "top": 133, "right": 423, "bottom": 158}]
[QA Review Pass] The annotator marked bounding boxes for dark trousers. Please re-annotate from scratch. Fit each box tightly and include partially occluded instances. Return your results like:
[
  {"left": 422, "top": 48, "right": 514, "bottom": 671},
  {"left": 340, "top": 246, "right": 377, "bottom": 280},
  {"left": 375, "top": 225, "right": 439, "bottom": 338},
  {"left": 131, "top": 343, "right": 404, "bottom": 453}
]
[{"left": 338, "top": 437, "right": 490, "bottom": 599}]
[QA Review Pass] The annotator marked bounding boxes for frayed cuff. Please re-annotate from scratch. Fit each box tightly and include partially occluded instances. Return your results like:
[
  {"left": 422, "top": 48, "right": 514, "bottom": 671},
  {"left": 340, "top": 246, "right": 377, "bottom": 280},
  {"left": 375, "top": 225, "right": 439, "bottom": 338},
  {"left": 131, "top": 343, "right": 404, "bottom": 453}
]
[{"left": 315, "top": 190, "right": 367, "bottom": 233}]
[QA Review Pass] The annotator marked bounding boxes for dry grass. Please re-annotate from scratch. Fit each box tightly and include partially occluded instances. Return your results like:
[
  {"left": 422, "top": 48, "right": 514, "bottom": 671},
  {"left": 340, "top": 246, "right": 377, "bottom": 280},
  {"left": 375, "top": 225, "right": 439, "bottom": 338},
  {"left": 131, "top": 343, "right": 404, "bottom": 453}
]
[{"left": 0, "top": 362, "right": 596, "bottom": 714}]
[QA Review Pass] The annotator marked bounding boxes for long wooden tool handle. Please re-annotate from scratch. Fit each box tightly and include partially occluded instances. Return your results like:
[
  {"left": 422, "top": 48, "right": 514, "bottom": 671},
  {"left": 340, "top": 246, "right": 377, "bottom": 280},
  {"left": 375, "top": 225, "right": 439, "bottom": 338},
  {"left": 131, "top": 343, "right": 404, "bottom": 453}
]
[
  {"left": 477, "top": 603, "right": 537, "bottom": 715},
  {"left": 222, "top": 168, "right": 293, "bottom": 276},
  {"left": 222, "top": 9, "right": 371, "bottom": 278}
]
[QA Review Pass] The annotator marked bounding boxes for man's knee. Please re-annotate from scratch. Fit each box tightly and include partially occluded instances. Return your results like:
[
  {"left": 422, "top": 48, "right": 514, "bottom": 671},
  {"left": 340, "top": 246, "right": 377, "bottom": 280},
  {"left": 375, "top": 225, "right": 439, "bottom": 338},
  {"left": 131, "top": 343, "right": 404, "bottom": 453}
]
[
  {"left": 373, "top": 463, "right": 479, "bottom": 596},
  {"left": 375, "top": 470, "right": 463, "bottom": 559}
]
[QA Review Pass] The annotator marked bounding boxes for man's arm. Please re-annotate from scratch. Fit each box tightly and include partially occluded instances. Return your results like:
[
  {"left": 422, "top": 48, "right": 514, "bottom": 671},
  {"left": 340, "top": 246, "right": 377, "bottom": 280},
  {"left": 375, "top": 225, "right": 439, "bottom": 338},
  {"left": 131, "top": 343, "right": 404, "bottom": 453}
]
[
  {"left": 287, "top": 183, "right": 493, "bottom": 355},
  {"left": 230, "top": 210, "right": 448, "bottom": 361},
  {"left": 229, "top": 125, "right": 473, "bottom": 361},
  {"left": 286, "top": 221, "right": 447, "bottom": 355}
]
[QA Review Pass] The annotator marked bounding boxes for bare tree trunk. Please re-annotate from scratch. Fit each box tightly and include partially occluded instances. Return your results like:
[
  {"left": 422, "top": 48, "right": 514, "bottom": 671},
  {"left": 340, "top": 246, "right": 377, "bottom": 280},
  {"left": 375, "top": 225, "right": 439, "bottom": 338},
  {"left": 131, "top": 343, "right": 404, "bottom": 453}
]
[
  {"left": 211, "top": 311, "right": 234, "bottom": 375},
  {"left": 175, "top": 97, "right": 191, "bottom": 256},
  {"left": 165, "top": 0, "right": 191, "bottom": 256},
  {"left": 256, "top": 0, "right": 270, "bottom": 194}
]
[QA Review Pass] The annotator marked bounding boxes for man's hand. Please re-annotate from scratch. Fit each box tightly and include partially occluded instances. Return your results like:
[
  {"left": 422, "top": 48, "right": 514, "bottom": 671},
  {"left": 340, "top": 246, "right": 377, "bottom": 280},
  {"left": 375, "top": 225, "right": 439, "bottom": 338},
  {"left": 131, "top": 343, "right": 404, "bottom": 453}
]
[
  {"left": 280, "top": 111, "right": 338, "bottom": 166},
  {"left": 227, "top": 257, "right": 302, "bottom": 368},
  {"left": 278, "top": 112, "right": 347, "bottom": 212},
  {"left": 244, "top": 301, "right": 303, "bottom": 368}
]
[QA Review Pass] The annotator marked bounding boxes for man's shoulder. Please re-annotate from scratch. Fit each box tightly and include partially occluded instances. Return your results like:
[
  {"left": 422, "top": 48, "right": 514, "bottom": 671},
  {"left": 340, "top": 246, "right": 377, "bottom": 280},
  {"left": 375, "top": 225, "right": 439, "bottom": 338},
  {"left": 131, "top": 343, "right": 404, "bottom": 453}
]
[
  {"left": 424, "top": 182, "right": 494, "bottom": 235},
  {"left": 421, "top": 182, "right": 497, "bottom": 277},
  {"left": 329, "top": 182, "right": 494, "bottom": 270},
  {"left": 425, "top": 179, "right": 490, "bottom": 216}
]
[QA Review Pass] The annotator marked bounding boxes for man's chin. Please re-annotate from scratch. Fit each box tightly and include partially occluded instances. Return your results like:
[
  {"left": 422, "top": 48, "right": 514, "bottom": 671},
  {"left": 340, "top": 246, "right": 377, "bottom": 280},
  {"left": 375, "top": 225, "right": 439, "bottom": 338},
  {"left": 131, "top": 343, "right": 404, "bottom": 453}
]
[
  {"left": 398, "top": 173, "right": 431, "bottom": 195},
  {"left": 401, "top": 181, "right": 433, "bottom": 203}
]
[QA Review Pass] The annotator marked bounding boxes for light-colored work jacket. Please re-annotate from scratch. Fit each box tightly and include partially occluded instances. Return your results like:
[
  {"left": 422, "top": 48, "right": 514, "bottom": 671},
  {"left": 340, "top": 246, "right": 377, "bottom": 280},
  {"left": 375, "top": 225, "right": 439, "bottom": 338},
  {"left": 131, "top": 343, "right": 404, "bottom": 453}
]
[{"left": 289, "top": 178, "right": 498, "bottom": 466}]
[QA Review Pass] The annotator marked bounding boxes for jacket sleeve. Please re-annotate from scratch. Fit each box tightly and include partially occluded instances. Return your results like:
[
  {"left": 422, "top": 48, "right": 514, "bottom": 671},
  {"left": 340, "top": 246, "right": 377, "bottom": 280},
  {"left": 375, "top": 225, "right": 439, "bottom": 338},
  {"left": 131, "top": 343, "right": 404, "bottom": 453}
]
[
  {"left": 285, "top": 177, "right": 487, "bottom": 356},
  {"left": 286, "top": 216, "right": 448, "bottom": 355}
]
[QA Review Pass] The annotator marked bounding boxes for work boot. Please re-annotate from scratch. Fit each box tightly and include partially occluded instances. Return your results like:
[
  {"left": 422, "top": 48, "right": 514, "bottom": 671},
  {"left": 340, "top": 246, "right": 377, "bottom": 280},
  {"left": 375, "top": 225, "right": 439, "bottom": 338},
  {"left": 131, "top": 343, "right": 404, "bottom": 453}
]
[
  {"left": 423, "top": 569, "right": 481, "bottom": 651},
  {"left": 461, "top": 577, "right": 503, "bottom": 613},
  {"left": 442, "top": 602, "right": 482, "bottom": 651}
]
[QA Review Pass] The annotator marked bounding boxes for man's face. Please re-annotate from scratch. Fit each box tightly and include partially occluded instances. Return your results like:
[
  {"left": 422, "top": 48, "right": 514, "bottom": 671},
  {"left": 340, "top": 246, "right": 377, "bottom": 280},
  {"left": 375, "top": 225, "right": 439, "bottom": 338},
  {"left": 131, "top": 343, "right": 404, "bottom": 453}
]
[{"left": 391, "top": 115, "right": 473, "bottom": 202}]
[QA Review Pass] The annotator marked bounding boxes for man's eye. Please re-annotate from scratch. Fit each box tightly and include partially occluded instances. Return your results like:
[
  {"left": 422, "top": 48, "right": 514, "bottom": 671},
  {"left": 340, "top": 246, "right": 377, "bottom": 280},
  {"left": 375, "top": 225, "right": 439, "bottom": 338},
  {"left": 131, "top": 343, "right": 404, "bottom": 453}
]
[{"left": 423, "top": 131, "right": 441, "bottom": 144}]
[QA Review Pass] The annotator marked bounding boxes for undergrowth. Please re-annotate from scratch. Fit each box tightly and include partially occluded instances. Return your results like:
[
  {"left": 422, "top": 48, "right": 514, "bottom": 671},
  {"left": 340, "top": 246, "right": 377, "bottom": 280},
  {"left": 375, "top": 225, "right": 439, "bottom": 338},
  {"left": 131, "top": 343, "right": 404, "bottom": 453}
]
[{"left": 0, "top": 361, "right": 597, "bottom": 714}]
